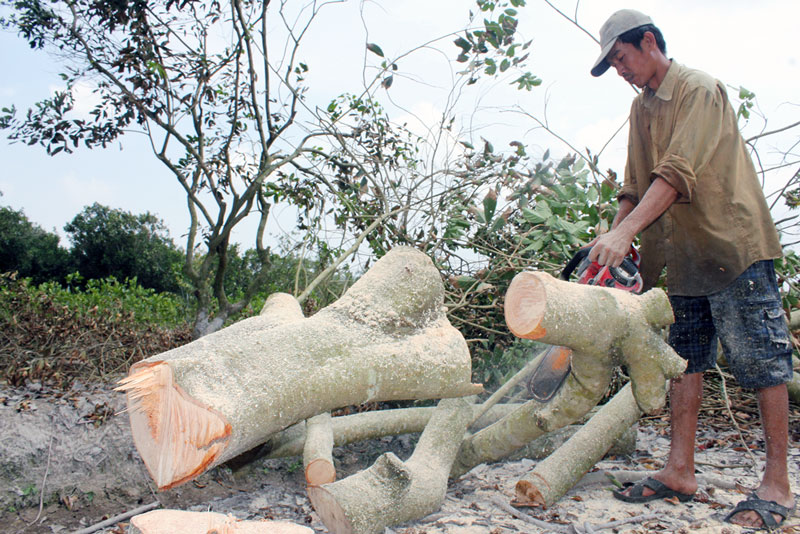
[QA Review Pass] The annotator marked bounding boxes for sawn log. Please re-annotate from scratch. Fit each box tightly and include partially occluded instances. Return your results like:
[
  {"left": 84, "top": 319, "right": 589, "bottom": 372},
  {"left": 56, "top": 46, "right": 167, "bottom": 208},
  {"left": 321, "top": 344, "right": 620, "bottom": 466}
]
[{"left": 452, "top": 271, "right": 686, "bottom": 476}]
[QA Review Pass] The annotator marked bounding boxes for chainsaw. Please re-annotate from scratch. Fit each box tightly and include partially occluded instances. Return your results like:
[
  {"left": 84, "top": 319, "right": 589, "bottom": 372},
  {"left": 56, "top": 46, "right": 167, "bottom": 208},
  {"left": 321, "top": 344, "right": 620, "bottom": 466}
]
[{"left": 526, "top": 246, "right": 643, "bottom": 402}]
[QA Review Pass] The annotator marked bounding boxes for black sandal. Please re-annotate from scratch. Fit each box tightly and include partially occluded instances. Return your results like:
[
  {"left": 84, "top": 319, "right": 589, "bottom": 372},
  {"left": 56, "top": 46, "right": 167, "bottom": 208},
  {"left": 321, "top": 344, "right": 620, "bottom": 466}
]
[
  {"left": 612, "top": 477, "right": 695, "bottom": 503},
  {"left": 724, "top": 493, "right": 794, "bottom": 530}
]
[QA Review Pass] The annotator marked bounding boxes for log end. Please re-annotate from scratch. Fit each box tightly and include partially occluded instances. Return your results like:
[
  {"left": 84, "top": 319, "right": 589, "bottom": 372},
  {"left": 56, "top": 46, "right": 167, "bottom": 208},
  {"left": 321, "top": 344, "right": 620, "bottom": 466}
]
[
  {"left": 307, "top": 485, "right": 355, "bottom": 534},
  {"left": 306, "top": 459, "right": 336, "bottom": 487},
  {"left": 513, "top": 479, "right": 547, "bottom": 509},
  {"left": 116, "top": 361, "right": 232, "bottom": 490},
  {"left": 504, "top": 272, "right": 547, "bottom": 339},
  {"left": 130, "top": 509, "right": 313, "bottom": 533}
]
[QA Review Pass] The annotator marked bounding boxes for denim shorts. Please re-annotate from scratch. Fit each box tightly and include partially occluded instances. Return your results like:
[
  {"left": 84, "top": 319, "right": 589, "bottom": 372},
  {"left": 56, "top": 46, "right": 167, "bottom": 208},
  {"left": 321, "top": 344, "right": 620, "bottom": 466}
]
[{"left": 667, "top": 260, "right": 794, "bottom": 389}]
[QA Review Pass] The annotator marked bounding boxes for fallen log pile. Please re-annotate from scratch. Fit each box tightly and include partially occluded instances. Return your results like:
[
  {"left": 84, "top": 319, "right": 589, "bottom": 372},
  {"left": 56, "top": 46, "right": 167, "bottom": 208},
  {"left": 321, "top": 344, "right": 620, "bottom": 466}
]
[{"left": 117, "top": 247, "right": 687, "bottom": 533}]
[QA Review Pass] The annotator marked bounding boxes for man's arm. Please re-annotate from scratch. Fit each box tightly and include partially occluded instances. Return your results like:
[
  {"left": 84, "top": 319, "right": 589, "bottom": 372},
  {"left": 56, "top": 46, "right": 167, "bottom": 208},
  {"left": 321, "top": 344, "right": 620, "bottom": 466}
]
[{"left": 589, "top": 177, "right": 679, "bottom": 267}]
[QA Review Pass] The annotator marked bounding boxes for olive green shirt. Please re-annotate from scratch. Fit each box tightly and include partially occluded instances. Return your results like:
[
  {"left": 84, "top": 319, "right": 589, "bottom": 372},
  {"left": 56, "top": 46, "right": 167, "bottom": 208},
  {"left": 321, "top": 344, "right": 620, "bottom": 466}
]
[{"left": 619, "top": 61, "right": 782, "bottom": 296}]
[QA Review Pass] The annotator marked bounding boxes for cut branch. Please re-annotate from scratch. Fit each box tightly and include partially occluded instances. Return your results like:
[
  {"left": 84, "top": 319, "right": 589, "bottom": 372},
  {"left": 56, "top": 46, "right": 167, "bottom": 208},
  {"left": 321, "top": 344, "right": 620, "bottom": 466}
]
[
  {"left": 503, "top": 271, "right": 684, "bottom": 413},
  {"left": 307, "top": 398, "right": 472, "bottom": 534},
  {"left": 514, "top": 383, "right": 642, "bottom": 508},
  {"left": 304, "top": 412, "right": 335, "bottom": 486},
  {"left": 261, "top": 404, "right": 521, "bottom": 461},
  {"left": 128, "top": 509, "right": 313, "bottom": 534}
]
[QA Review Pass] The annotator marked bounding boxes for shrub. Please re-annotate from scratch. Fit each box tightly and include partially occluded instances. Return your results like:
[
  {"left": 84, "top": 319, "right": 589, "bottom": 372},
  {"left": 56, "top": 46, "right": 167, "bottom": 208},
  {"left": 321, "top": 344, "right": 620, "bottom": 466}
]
[{"left": 0, "top": 273, "right": 191, "bottom": 388}]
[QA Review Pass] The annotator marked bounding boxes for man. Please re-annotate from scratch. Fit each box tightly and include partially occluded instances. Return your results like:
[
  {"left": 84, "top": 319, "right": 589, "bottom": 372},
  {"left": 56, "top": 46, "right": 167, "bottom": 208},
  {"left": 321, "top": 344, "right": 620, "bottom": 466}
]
[{"left": 587, "top": 9, "right": 795, "bottom": 530}]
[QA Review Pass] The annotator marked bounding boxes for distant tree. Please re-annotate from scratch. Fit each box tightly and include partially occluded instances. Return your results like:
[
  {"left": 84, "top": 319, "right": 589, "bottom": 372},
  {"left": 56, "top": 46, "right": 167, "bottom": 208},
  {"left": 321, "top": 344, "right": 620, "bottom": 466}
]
[
  {"left": 64, "top": 203, "right": 182, "bottom": 293},
  {"left": 0, "top": 205, "right": 72, "bottom": 283}
]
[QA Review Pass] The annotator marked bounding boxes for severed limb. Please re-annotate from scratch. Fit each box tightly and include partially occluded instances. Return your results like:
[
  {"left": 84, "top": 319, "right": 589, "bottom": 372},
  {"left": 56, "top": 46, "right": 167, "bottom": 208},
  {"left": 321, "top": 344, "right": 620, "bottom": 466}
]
[
  {"left": 304, "top": 412, "right": 335, "bottom": 486},
  {"left": 127, "top": 509, "right": 313, "bottom": 534},
  {"left": 307, "top": 398, "right": 472, "bottom": 534},
  {"left": 451, "top": 271, "right": 685, "bottom": 477},
  {"left": 514, "top": 382, "right": 641, "bottom": 508}
]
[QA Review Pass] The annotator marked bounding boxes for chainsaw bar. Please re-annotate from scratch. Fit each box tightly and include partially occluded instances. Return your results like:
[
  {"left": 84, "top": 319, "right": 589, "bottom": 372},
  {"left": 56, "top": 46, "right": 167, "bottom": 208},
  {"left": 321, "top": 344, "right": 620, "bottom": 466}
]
[{"left": 527, "top": 345, "right": 573, "bottom": 402}]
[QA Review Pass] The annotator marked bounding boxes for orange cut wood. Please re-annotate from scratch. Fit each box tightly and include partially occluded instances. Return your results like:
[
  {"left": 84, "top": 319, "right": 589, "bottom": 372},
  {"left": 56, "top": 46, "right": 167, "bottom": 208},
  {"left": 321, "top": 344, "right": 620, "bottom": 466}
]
[{"left": 116, "top": 361, "right": 231, "bottom": 490}]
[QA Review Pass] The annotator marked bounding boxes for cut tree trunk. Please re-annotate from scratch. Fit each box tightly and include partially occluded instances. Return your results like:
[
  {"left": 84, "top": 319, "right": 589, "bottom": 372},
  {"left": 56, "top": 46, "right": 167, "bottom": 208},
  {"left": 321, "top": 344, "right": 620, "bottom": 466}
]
[
  {"left": 127, "top": 509, "right": 313, "bottom": 534},
  {"left": 514, "top": 382, "right": 642, "bottom": 508},
  {"left": 451, "top": 272, "right": 685, "bottom": 476},
  {"left": 503, "top": 271, "right": 684, "bottom": 414},
  {"left": 116, "top": 247, "right": 480, "bottom": 490},
  {"left": 307, "top": 398, "right": 472, "bottom": 534}
]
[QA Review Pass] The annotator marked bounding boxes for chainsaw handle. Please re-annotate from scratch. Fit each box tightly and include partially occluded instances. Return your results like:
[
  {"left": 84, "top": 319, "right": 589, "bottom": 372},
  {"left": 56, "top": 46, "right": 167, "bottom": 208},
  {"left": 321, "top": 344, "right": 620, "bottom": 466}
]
[
  {"left": 560, "top": 245, "right": 640, "bottom": 282},
  {"left": 560, "top": 247, "right": 591, "bottom": 280}
]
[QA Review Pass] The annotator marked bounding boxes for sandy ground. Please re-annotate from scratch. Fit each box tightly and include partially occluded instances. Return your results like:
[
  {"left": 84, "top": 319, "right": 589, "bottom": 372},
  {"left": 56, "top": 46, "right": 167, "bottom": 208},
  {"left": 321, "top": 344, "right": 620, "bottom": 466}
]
[{"left": 1, "top": 381, "right": 799, "bottom": 534}]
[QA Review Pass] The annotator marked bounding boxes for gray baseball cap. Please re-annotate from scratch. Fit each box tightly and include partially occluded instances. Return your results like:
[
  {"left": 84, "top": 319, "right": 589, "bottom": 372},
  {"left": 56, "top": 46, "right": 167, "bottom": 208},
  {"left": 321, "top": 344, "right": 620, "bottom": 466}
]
[{"left": 590, "top": 9, "right": 653, "bottom": 77}]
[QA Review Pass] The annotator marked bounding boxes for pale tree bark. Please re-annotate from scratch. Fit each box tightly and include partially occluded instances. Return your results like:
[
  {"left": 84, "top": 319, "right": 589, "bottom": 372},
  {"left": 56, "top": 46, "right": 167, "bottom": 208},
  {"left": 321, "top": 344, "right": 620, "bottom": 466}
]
[
  {"left": 504, "top": 271, "right": 684, "bottom": 413},
  {"left": 307, "top": 398, "right": 472, "bottom": 534},
  {"left": 515, "top": 382, "right": 642, "bottom": 508},
  {"left": 507, "top": 419, "right": 637, "bottom": 462},
  {"left": 127, "top": 509, "right": 312, "bottom": 534},
  {"left": 252, "top": 403, "right": 633, "bottom": 468},
  {"left": 116, "top": 247, "right": 480, "bottom": 490},
  {"left": 451, "top": 271, "right": 685, "bottom": 476}
]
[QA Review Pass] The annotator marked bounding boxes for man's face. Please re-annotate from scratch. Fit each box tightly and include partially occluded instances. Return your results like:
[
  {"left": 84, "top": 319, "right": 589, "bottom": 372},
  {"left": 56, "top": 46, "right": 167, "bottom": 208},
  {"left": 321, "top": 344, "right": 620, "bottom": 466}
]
[{"left": 606, "top": 40, "right": 655, "bottom": 89}]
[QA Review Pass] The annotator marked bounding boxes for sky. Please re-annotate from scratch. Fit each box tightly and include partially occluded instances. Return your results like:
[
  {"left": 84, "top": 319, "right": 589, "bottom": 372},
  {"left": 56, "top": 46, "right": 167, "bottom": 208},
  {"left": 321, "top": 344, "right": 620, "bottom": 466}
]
[{"left": 1, "top": 0, "right": 798, "bottom": 250}]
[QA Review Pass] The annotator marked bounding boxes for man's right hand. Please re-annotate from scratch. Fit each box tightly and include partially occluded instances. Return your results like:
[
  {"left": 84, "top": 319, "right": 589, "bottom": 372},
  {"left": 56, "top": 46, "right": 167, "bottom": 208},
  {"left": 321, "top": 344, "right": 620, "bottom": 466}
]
[{"left": 588, "top": 227, "right": 635, "bottom": 267}]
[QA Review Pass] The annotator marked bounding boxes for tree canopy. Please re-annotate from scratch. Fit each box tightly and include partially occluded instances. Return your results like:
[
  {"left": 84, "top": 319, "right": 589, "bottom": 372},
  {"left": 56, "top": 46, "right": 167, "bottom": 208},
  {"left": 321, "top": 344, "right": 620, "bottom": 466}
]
[
  {"left": 0, "top": 204, "right": 72, "bottom": 283},
  {"left": 64, "top": 203, "right": 183, "bottom": 293}
]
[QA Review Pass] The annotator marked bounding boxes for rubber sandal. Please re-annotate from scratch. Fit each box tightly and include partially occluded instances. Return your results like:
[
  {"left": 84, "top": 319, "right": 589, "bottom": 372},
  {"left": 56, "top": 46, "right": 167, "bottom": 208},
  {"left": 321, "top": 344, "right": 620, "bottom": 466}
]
[
  {"left": 724, "top": 493, "right": 794, "bottom": 530},
  {"left": 612, "top": 477, "right": 695, "bottom": 503}
]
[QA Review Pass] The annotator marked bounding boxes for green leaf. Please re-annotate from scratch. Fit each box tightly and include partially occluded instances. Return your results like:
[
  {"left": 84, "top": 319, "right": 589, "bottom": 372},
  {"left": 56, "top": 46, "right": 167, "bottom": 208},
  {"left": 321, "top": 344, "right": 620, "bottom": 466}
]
[
  {"left": 454, "top": 37, "right": 472, "bottom": 52},
  {"left": 490, "top": 216, "right": 506, "bottom": 232},
  {"left": 146, "top": 60, "right": 167, "bottom": 81},
  {"left": 454, "top": 275, "right": 479, "bottom": 290},
  {"left": 366, "top": 43, "right": 384, "bottom": 57},
  {"left": 483, "top": 190, "right": 497, "bottom": 222},
  {"left": 382, "top": 75, "right": 394, "bottom": 89},
  {"left": 522, "top": 238, "right": 544, "bottom": 253},
  {"left": 521, "top": 203, "right": 551, "bottom": 225}
]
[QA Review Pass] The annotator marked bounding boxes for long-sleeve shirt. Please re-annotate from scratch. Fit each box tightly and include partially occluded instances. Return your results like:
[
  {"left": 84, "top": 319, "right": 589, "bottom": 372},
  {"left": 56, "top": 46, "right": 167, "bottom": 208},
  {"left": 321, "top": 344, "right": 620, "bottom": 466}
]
[{"left": 619, "top": 61, "right": 782, "bottom": 296}]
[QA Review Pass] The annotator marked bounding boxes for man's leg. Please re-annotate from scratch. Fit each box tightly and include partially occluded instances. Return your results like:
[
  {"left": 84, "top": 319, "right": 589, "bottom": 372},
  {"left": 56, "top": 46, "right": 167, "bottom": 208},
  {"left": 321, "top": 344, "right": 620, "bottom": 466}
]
[
  {"left": 727, "top": 383, "right": 794, "bottom": 528},
  {"left": 708, "top": 261, "right": 795, "bottom": 527},
  {"left": 617, "top": 372, "right": 703, "bottom": 498}
]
